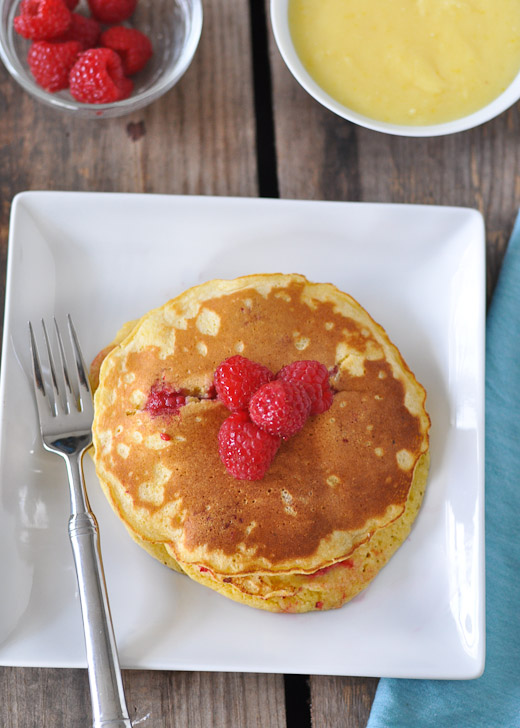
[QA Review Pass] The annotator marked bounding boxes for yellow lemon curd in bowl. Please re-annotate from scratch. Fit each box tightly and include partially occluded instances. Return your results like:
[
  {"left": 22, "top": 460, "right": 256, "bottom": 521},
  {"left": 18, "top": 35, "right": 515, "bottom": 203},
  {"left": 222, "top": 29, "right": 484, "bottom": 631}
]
[{"left": 289, "top": 0, "right": 520, "bottom": 126}]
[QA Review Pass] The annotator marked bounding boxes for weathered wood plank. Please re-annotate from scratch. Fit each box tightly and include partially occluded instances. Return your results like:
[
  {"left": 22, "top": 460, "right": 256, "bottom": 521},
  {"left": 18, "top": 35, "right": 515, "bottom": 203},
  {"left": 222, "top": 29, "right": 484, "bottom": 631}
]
[
  {"left": 310, "top": 676, "right": 379, "bottom": 728},
  {"left": 165, "top": 671, "right": 287, "bottom": 728},
  {"left": 0, "top": 667, "right": 287, "bottom": 728}
]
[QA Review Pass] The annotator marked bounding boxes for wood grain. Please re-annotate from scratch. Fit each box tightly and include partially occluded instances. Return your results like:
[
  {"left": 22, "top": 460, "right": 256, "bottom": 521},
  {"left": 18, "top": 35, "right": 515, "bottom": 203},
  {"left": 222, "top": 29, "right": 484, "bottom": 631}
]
[
  {"left": 0, "top": 667, "right": 286, "bottom": 728},
  {"left": 310, "top": 676, "right": 379, "bottom": 728}
]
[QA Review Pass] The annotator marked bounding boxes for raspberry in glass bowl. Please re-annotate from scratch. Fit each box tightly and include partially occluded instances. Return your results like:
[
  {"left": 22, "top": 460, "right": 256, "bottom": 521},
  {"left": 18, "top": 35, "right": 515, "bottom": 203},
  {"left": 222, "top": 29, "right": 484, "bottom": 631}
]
[{"left": 0, "top": 0, "right": 202, "bottom": 118}]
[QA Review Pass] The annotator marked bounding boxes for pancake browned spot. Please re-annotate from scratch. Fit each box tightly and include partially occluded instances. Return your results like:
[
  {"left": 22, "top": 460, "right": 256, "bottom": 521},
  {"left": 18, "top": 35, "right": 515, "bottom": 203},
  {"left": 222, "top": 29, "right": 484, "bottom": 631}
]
[{"left": 92, "top": 274, "right": 430, "bottom": 611}]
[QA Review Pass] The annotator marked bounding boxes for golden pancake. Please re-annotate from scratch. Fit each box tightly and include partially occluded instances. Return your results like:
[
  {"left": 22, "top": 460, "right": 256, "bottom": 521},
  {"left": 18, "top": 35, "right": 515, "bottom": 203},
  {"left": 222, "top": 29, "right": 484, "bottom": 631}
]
[
  {"left": 92, "top": 273, "right": 430, "bottom": 611},
  {"left": 180, "top": 451, "right": 428, "bottom": 612}
]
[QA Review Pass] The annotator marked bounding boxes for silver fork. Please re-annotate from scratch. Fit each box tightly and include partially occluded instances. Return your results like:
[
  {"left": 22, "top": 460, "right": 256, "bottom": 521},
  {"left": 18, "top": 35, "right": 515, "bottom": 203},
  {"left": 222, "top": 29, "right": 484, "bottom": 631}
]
[{"left": 29, "top": 316, "right": 132, "bottom": 728}]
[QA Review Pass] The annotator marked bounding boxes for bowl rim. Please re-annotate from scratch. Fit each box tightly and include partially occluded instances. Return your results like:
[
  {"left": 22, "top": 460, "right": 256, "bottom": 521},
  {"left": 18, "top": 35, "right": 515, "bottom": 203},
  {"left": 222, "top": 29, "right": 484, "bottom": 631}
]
[
  {"left": 270, "top": 0, "right": 520, "bottom": 137},
  {"left": 0, "top": 0, "right": 203, "bottom": 115}
]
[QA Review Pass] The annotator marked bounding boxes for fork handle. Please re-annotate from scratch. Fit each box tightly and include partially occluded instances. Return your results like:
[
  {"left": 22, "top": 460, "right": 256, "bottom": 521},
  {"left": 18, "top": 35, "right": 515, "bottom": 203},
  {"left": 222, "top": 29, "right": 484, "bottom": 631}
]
[{"left": 66, "top": 452, "right": 132, "bottom": 728}]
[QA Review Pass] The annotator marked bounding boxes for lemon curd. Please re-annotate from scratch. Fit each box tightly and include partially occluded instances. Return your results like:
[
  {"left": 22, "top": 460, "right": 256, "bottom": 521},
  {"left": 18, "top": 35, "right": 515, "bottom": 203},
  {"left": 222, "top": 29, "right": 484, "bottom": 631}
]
[{"left": 289, "top": 0, "right": 520, "bottom": 125}]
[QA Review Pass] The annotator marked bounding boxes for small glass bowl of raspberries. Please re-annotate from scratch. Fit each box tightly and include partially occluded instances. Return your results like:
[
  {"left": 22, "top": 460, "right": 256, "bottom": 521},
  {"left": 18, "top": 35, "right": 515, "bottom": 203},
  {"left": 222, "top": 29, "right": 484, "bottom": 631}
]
[{"left": 0, "top": 0, "right": 202, "bottom": 117}]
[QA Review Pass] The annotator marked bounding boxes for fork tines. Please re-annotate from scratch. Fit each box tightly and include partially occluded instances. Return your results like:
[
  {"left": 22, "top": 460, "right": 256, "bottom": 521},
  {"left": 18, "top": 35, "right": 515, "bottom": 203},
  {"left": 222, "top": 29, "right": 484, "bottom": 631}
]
[{"left": 29, "top": 316, "right": 93, "bottom": 418}]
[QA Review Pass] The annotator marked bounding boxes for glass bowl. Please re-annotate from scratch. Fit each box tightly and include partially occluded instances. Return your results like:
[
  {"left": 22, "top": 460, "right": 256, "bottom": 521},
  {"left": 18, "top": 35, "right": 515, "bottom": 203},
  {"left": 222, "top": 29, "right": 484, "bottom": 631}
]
[
  {"left": 0, "top": 0, "right": 203, "bottom": 118},
  {"left": 271, "top": 0, "right": 520, "bottom": 137}
]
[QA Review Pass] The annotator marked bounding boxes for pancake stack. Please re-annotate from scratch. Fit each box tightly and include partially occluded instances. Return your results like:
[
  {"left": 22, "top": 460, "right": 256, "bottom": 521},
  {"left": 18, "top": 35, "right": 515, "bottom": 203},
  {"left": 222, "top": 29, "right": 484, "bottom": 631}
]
[{"left": 91, "top": 273, "right": 430, "bottom": 612}]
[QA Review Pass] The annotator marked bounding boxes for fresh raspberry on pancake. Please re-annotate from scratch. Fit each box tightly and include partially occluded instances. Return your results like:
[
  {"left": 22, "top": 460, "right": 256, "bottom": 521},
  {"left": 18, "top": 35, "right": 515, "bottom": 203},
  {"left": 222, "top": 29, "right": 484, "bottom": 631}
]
[
  {"left": 144, "top": 383, "right": 186, "bottom": 418},
  {"left": 218, "top": 411, "right": 281, "bottom": 481},
  {"left": 214, "top": 355, "right": 274, "bottom": 411},
  {"left": 249, "top": 379, "right": 311, "bottom": 438},
  {"left": 277, "top": 360, "right": 333, "bottom": 414},
  {"left": 14, "top": 0, "right": 72, "bottom": 41}
]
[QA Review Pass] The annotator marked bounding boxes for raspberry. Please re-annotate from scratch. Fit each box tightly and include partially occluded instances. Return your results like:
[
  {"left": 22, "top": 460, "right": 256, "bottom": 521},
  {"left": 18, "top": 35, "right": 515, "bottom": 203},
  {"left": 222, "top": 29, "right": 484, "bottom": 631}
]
[
  {"left": 249, "top": 379, "right": 311, "bottom": 438},
  {"left": 100, "top": 26, "right": 153, "bottom": 75},
  {"left": 277, "top": 360, "right": 333, "bottom": 415},
  {"left": 14, "top": 0, "right": 72, "bottom": 41},
  {"left": 144, "top": 383, "right": 186, "bottom": 418},
  {"left": 27, "top": 39, "right": 82, "bottom": 91},
  {"left": 87, "top": 0, "right": 137, "bottom": 24},
  {"left": 69, "top": 48, "right": 133, "bottom": 103},
  {"left": 64, "top": 0, "right": 79, "bottom": 8},
  {"left": 214, "top": 356, "right": 274, "bottom": 412},
  {"left": 55, "top": 12, "right": 101, "bottom": 49},
  {"left": 218, "top": 411, "right": 281, "bottom": 481}
]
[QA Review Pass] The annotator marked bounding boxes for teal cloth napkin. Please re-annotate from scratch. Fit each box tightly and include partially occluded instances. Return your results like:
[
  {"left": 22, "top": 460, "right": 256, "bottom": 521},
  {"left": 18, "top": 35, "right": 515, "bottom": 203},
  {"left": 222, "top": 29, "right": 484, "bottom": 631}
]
[{"left": 367, "top": 214, "right": 520, "bottom": 728}]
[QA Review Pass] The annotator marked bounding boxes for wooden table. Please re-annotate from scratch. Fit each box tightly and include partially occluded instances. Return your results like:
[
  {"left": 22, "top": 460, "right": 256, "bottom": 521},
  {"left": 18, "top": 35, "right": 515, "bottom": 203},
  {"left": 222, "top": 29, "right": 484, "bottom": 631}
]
[{"left": 0, "top": 1, "right": 515, "bottom": 726}]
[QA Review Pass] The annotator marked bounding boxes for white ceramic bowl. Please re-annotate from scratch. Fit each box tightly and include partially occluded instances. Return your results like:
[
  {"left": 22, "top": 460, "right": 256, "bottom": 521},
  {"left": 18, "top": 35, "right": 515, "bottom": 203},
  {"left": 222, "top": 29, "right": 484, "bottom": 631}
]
[
  {"left": 0, "top": 0, "right": 202, "bottom": 119},
  {"left": 270, "top": 0, "right": 520, "bottom": 137}
]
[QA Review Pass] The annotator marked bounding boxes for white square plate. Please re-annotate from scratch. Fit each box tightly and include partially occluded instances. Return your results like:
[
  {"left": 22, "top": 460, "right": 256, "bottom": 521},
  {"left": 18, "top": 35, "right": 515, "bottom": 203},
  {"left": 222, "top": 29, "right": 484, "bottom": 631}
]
[{"left": 0, "top": 192, "right": 485, "bottom": 678}]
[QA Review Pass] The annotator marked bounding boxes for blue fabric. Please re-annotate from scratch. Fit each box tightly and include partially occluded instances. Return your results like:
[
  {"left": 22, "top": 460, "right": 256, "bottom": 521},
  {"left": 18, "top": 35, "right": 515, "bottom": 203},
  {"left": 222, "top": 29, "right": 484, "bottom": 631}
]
[{"left": 367, "top": 215, "right": 520, "bottom": 728}]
